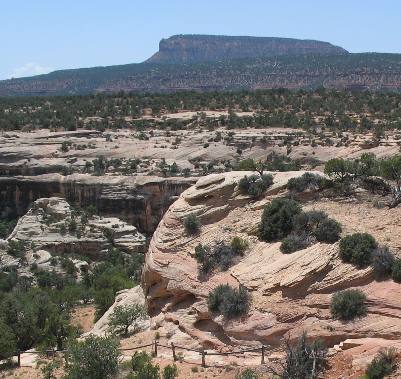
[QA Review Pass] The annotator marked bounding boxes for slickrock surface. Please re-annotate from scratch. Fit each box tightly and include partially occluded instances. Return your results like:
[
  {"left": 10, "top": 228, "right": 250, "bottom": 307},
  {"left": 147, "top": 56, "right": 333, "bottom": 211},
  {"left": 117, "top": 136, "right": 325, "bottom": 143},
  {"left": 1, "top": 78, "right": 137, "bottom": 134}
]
[{"left": 142, "top": 171, "right": 401, "bottom": 352}]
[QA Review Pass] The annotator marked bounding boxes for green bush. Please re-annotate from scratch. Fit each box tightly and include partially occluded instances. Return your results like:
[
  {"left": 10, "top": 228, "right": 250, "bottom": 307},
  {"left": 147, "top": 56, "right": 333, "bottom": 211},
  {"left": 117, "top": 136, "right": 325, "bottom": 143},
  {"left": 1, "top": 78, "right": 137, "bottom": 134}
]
[
  {"left": 230, "top": 236, "right": 249, "bottom": 255},
  {"left": 372, "top": 247, "right": 395, "bottom": 280},
  {"left": 130, "top": 351, "right": 160, "bottom": 379},
  {"left": 280, "top": 233, "right": 310, "bottom": 254},
  {"left": 314, "top": 218, "right": 342, "bottom": 243},
  {"left": 287, "top": 172, "right": 326, "bottom": 193},
  {"left": 330, "top": 289, "right": 367, "bottom": 321},
  {"left": 183, "top": 214, "right": 201, "bottom": 235},
  {"left": 238, "top": 174, "right": 273, "bottom": 198},
  {"left": 259, "top": 198, "right": 302, "bottom": 242},
  {"left": 365, "top": 348, "right": 397, "bottom": 379},
  {"left": 208, "top": 284, "right": 250, "bottom": 319},
  {"left": 0, "top": 320, "right": 17, "bottom": 360},
  {"left": 324, "top": 158, "right": 356, "bottom": 182},
  {"left": 64, "top": 335, "right": 119, "bottom": 379},
  {"left": 195, "top": 239, "right": 248, "bottom": 274},
  {"left": 339, "top": 233, "right": 377, "bottom": 267},
  {"left": 108, "top": 304, "right": 147, "bottom": 336},
  {"left": 392, "top": 259, "right": 401, "bottom": 283},
  {"left": 163, "top": 364, "right": 178, "bottom": 379}
]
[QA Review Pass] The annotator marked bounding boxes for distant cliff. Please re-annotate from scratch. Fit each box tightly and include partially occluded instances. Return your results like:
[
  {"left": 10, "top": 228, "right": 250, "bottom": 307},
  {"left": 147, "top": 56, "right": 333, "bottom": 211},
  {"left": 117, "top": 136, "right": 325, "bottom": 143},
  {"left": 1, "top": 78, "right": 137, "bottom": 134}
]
[
  {"left": 146, "top": 34, "right": 348, "bottom": 64},
  {"left": 1, "top": 35, "right": 401, "bottom": 96}
]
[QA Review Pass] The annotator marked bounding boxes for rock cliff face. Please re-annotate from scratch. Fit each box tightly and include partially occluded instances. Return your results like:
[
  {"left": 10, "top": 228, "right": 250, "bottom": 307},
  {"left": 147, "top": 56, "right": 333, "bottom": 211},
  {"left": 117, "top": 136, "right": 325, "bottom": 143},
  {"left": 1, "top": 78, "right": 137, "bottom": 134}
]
[
  {"left": 146, "top": 35, "right": 348, "bottom": 64},
  {"left": 142, "top": 171, "right": 401, "bottom": 350},
  {"left": 0, "top": 197, "right": 146, "bottom": 275},
  {"left": 0, "top": 174, "right": 193, "bottom": 234}
]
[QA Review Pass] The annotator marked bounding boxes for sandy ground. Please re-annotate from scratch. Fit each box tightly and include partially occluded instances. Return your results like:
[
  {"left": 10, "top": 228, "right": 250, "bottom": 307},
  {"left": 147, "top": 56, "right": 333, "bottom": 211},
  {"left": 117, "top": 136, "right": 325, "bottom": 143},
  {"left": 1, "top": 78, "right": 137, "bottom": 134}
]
[{"left": 70, "top": 305, "right": 96, "bottom": 333}]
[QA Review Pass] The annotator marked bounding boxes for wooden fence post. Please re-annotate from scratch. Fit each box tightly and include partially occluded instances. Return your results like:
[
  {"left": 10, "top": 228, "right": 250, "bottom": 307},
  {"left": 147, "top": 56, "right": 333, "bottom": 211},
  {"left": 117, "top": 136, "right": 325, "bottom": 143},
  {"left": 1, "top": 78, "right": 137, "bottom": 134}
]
[
  {"left": 171, "top": 342, "right": 177, "bottom": 361},
  {"left": 201, "top": 349, "right": 206, "bottom": 368},
  {"left": 154, "top": 339, "right": 158, "bottom": 357},
  {"left": 17, "top": 351, "right": 21, "bottom": 367},
  {"left": 261, "top": 345, "right": 265, "bottom": 364}
]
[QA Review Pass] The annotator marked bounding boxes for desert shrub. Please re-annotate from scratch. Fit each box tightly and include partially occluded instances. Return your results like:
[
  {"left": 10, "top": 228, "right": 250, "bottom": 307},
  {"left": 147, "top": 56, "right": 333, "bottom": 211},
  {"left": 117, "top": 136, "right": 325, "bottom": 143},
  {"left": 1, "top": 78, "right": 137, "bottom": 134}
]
[
  {"left": 230, "top": 236, "right": 249, "bottom": 255},
  {"left": 108, "top": 304, "right": 147, "bottom": 336},
  {"left": 287, "top": 172, "right": 326, "bottom": 193},
  {"left": 278, "top": 332, "right": 327, "bottom": 379},
  {"left": 392, "top": 259, "right": 401, "bottom": 283},
  {"left": 279, "top": 210, "right": 341, "bottom": 253},
  {"left": 208, "top": 284, "right": 250, "bottom": 319},
  {"left": 163, "top": 364, "right": 178, "bottom": 379},
  {"left": 365, "top": 348, "right": 397, "bottom": 379},
  {"left": 293, "top": 210, "right": 328, "bottom": 234},
  {"left": 264, "top": 153, "right": 300, "bottom": 172},
  {"left": 195, "top": 239, "right": 248, "bottom": 274},
  {"left": 339, "top": 233, "right": 377, "bottom": 267},
  {"left": 372, "top": 247, "right": 395, "bottom": 280},
  {"left": 280, "top": 233, "right": 310, "bottom": 254},
  {"left": 183, "top": 214, "right": 201, "bottom": 235},
  {"left": 130, "top": 351, "right": 160, "bottom": 379},
  {"left": 64, "top": 335, "right": 119, "bottom": 379},
  {"left": 324, "top": 158, "right": 356, "bottom": 182},
  {"left": 314, "top": 218, "right": 342, "bottom": 243},
  {"left": 259, "top": 198, "right": 302, "bottom": 242},
  {"left": 330, "top": 289, "right": 367, "bottom": 321},
  {"left": 238, "top": 174, "right": 273, "bottom": 198},
  {"left": 7, "top": 239, "right": 28, "bottom": 259},
  {"left": 235, "top": 368, "right": 260, "bottom": 379},
  {"left": 237, "top": 158, "right": 257, "bottom": 171}
]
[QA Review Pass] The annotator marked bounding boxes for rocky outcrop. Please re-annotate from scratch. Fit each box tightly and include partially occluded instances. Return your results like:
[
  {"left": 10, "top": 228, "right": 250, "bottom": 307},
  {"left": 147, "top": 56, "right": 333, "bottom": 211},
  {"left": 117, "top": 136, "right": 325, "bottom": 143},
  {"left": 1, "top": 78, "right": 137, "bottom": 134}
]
[
  {"left": 89, "top": 286, "right": 149, "bottom": 336},
  {"left": 146, "top": 35, "right": 348, "bottom": 64},
  {"left": 142, "top": 171, "right": 401, "bottom": 350},
  {"left": 1, "top": 197, "right": 146, "bottom": 269},
  {"left": 0, "top": 174, "right": 193, "bottom": 234}
]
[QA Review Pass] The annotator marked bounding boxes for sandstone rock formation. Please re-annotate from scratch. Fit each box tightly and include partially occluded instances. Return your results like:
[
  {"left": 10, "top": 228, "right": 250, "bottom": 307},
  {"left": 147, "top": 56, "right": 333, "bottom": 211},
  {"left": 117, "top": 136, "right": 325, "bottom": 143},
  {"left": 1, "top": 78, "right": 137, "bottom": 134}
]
[
  {"left": 0, "top": 174, "right": 193, "bottom": 234},
  {"left": 142, "top": 171, "right": 401, "bottom": 351},
  {"left": 89, "top": 286, "right": 149, "bottom": 336},
  {"left": 1, "top": 197, "right": 146, "bottom": 272}
]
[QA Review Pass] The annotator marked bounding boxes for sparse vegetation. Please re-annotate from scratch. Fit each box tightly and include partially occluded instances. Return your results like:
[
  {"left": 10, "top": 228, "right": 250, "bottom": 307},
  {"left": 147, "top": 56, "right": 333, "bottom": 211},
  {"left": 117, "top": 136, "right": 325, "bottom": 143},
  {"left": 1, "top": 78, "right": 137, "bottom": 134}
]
[
  {"left": 183, "top": 214, "right": 201, "bottom": 235},
  {"left": 331, "top": 289, "right": 367, "bottom": 321},
  {"left": 108, "top": 304, "right": 147, "bottom": 336},
  {"left": 287, "top": 172, "right": 326, "bottom": 193},
  {"left": 280, "top": 233, "right": 310, "bottom": 254},
  {"left": 129, "top": 351, "right": 161, "bottom": 379},
  {"left": 238, "top": 174, "right": 273, "bottom": 198},
  {"left": 259, "top": 198, "right": 302, "bottom": 242},
  {"left": 372, "top": 247, "right": 395, "bottom": 280},
  {"left": 208, "top": 284, "right": 250, "bottom": 319},
  {"left": 339, "top": 233, "right": 377, "bottom": 267},
  {"left": 195, "top": 237, "right": 249, "bottom": 274},
  {"left": 274, "top": 333, "right": 327, "bottom": 379},
  {"left": 365, "top": 348, "right": 397, "bottom": 379},
  {"left": 64, "top": 335, "right": 119, "bottom": 379}
]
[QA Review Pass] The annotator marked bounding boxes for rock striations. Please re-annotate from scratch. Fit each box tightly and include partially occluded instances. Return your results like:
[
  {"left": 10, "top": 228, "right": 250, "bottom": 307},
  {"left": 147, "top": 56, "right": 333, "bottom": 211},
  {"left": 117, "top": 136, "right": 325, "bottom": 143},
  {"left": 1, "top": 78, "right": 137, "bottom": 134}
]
[{"left": 142, "top": 171, "right": 401, "bottom": 350}]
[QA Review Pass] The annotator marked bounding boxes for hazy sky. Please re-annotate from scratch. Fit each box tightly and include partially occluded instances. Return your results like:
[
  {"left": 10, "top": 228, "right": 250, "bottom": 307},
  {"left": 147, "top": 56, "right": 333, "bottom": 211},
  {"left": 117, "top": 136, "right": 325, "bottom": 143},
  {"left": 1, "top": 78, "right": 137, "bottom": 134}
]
[{"left": 2, "top": 0, "right": 401, "bottom": 80}]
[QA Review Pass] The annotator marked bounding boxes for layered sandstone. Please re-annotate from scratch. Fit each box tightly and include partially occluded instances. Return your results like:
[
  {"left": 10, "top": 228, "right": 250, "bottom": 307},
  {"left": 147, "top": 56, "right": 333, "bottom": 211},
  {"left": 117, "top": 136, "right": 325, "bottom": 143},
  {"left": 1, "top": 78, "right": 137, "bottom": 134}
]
[{"left": 142, "top": 171, "right": 401, "bottom": 351}]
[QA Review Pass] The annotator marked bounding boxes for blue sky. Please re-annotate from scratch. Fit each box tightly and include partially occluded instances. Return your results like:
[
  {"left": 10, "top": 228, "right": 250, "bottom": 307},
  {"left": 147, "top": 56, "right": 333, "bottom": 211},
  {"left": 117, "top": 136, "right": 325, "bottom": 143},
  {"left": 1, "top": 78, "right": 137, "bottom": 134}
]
[{"left": 2, "top": 0, "right": 401, "bottom": 80}]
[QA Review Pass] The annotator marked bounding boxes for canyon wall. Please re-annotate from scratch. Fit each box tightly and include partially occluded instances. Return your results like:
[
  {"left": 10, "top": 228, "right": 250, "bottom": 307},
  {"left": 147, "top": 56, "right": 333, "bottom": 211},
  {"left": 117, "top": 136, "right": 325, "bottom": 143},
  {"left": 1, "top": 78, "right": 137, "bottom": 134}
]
[{"left": 0, "top": 174, "right": 194, "bottom": 234}]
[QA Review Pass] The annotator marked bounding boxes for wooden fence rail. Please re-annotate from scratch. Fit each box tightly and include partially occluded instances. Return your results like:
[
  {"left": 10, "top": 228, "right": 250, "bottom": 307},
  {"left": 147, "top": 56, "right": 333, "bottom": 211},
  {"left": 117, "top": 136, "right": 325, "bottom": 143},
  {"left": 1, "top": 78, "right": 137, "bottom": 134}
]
[{"left": 15, "top": 339, "right": 269, "bottom": 368}]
